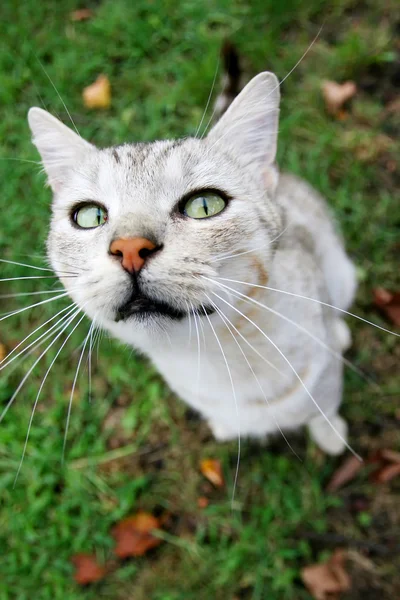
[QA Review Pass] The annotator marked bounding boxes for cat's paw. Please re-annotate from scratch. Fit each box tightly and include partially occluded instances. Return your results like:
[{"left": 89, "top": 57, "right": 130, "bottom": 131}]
[
  {"left": 334, "top": 319, "right": 352, "bottom": 352},
  {"left": 308, "top": 414, "right": 348, "bottom": 455},
  {"left": 209, "top": 422, "right": 237, "bottom": 442}
]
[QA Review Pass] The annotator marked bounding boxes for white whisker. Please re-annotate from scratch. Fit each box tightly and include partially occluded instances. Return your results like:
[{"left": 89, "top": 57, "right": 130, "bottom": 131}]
[
  {"left": 209, "top": 289, "right": 361, "bottom": 460},
  {"left": 62, "top": 319, "right": 94, "bottom": 463},
  {"left": 36, "top": 56, "right": 81, "bottom": 136},
  {"left": 13, "top": 312, "right": 86, "bottom": 485},
  {"left": 0, "top": 307, "right": 82, "bottom": 424},
  {"left": 195, "top": 55, "right": 220, "bottom": 138},
  {"left": 207, "top": 295, "right": 301, "bottom": 460},
  {"left": 202, "top": 304, "right": 241, "bottom": 506},
  {"left": 0, "top": 258, "right": 77, "bottom": 275},
  {"left": 214, "top": 277, "right": 400, "bottom": 338},
  {"left": 0, "top": 288, "right": 67, "bottom": 299},
  {"left": 0, "top": 304, "right": 77, "bottom": 371},
  {"left": 205, "top": 277, "right": 377, "bottom": 388},
  {"left": 0, "top": 291, "right": 71, "bottom": 323}
]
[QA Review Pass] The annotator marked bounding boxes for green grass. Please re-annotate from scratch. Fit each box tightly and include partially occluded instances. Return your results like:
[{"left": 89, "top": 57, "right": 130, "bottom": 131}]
[{"left": 0, "top": 0, "right": 399, "bottom": 598}]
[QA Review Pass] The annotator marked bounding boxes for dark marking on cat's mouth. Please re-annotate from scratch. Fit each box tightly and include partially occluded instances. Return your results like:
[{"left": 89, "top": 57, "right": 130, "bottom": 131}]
[{"left": 115, "top": 293, "right": 214, "bottom": 322}]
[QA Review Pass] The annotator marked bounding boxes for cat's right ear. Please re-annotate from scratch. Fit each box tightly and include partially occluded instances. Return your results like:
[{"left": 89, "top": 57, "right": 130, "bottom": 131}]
[{"left": 28, "top": 107, "right": 95, "bottom": 192}]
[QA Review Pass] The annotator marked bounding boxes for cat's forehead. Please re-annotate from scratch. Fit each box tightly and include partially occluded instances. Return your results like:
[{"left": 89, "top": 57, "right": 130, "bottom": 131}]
[{"left": 91, "top": 138, "right": 239, "bottom": 210}]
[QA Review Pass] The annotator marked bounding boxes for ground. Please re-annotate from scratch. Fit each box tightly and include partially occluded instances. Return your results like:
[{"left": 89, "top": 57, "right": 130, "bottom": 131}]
[{"left": 0, "top": 0, "right": 399, "bottom": 599}]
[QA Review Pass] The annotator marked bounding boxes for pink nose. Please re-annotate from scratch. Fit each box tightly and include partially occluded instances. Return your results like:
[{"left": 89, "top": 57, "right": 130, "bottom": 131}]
[{"left": 109, "top": 237, "right": 157, "bottom": 274}]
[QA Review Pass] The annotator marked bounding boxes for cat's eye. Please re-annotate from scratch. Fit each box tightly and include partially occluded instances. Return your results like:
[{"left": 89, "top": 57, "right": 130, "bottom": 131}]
[
  {"left": 183, "top": 193, "right": 226, "bottom": 219},
  {"left": 73, "top": 204, "right": 108, "bottom": 229}
]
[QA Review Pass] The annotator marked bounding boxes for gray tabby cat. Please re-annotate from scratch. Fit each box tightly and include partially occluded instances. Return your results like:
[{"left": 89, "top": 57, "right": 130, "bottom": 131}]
[{"left": 28, "top": 68, "right": 358, "bottom": 455}]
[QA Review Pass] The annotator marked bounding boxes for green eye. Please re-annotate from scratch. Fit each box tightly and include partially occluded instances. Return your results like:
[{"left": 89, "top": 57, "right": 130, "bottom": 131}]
[
  {"left": 73, "top": 204, "right": 108, "bottom": 229},
  {"left": 183, "top": 193, "right": 226, "bottom": 219}
]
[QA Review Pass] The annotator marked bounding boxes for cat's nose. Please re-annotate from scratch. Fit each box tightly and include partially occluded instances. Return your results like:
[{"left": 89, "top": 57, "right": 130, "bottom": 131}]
[{"left": 109, "top": 237, "right": 158, "bottom": 274}]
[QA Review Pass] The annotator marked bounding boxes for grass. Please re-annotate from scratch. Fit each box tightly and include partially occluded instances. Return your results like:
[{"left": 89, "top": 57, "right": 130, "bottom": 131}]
[{"left": 0, "top": 0, "right": 399, "bottom": 598}]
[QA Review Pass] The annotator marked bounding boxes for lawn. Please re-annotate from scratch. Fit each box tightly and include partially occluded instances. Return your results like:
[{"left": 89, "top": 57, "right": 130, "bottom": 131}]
[{"left": 0, "top": 0, "right": 399, "bottom": 598}]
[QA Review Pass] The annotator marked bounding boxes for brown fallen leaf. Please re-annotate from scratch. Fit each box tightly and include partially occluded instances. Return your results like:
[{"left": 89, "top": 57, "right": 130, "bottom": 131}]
[
  {"left": 326, "top": 455, "right": 364, "bottom": 492},
  {"left": 371, "top": 462, "right": 400, "bottom": 484},
  {"left": 301, "top": 549, "right": 351, "bottom": 600},
  {"left": 321, "top": 80, "right": 357, "bottom": 116},
  {"left": 0, "top": 343, "right": 7, "bottom": 362},
  {"left": 70, "top": 8, "right": 94, "bottom": 21},
  {"left": 200, "top": 458, "right": 224, "bottom": 488},
  {"left": 111, "top": 511, "right": 162, "bottom": 558},
  {"left": 71, "top": 553, "right": 107, "bottom": 585},
  {"left": 83, "top": 75, "right": 111, "bottom": 109},
  {"left": 373, "top": 288, "right": 400, "bottom": 327},
  {"left": 197, "top": 496, "right": 209, "bottom": 509}
]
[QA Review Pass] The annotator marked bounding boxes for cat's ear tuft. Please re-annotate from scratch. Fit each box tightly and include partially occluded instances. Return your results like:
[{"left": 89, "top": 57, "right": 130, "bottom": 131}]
[
  {"left": 28, "top": 107, "right": 95, "bottom": 192},
  {"left": 207, "top": 72, "right": 280, "bottom": 181}
]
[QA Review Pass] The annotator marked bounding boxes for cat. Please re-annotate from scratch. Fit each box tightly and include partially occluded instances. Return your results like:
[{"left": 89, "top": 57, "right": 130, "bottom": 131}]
[{"left": 27, "top": 66, "right": 358, "bottom": 456}]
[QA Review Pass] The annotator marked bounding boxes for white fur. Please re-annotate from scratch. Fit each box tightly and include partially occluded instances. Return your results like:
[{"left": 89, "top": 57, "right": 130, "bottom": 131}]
[{"left": 28, "top": 72, "right": 357, "bottom": 455}]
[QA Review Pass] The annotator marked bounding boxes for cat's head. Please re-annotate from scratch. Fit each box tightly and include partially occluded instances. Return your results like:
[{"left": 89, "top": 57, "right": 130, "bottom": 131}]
[{"left": 28, "top": 72, "right": 282, "bottom": 341}]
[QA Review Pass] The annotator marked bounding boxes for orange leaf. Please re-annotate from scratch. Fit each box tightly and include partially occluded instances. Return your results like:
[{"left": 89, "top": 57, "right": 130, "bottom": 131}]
[
  {"left": 83, "top": 75, "right": 111, "bottom": 109},
  {"left": 326, "top": 455, "right": 364, "bottom": 492},
  {"left": 321, "top": 80, "right": 357, "bottom": 116},
  {"left": 0, "top": 343, "right": 6, "bottom": 362},
  {"left": 373, "top": 288, "right": 400, "bottom": 327},
  {"left": 111, "top": 511, "right": 162, "bottom": 558},
  {"left": 301, "top": 550, "right": 351, "bottom": 600},
  {"left": 71, "top": 553, "right": 107, "bottom": 585},
  {"left": 200, "top": 458, "right": 224, "bottom": 487},
  {"left": 197, "top": 496, "right": 209, "bottom": 509},
  {"left": 70, "top": 8, "right": 94, "bottom": 21}
]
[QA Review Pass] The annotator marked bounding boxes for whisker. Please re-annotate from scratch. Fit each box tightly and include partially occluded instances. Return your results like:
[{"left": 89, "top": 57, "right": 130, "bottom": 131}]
[
  {"left": 0, "top": 288, "right": 67, "bottom": 299},
  {"left": 206, "top": 25, "right": 324, "bottom": 151},
  {"left": 0, "top": 304, "right": 77, "bottom": 370},
  {"left": 210, "top": 225, "right": 291, "bottom": 263},
  {"left": 62, "top": 320, "right": 94, "bottom": 463},
  {"left": 209, "top": 289, "right": 361, "bottom": 460},
  {"left": 195, "top": 55, "right": 220, "bottom": 138},
  {"left": 0, "top": 258, "right": 77, "bottom": 276},
  {"left": 214, "top": 277, "right": 400, "bottom": 338},
  {"left": 0, "top": 291, "right": 71, "bottom": 323},
  {"left": 191, "top": 303, "right": 202, "bottom": 402},
  {"left": 0, "top": 307, "right": 82, "bottom": 424},
  {"left": 206, "top": 295, "right": 301, "bottom": 460},
  {"left": 36, "top": 56, "right": 81, "bottom": 136},
  {"left": 202, "top": 305, "right": 241, "bottom": 507},
  {"left": 13, "top": 311, "right": 86, "bottom": 485},
  {"left": 0, "top": 276, "right": 76, "bottom": 282},
  {"left": 205, "top": 277, "right": 378, "bottom": 388}
]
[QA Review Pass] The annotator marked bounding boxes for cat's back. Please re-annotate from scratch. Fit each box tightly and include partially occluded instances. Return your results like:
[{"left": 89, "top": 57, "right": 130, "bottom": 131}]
[{"left": 275, "top": 172, "right": 357, "bottom": 311}]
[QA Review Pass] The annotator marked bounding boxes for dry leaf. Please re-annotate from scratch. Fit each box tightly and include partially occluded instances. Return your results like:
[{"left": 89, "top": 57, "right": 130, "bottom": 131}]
[
  {"left": 326, "top": 455, "right": 364, "bottom": 492},
  {"left": 71, "top": 553, "right": 107, "bottom": 585},
  {"left": 0, "top": 343, "right": 6, "bottom": 362},
  {"left": 83, "top": 75, "right": 111, "bottom": 109},
  {"left": 380, "top": 449, "right": 400, "bottom": 464},
  {"left": 111, "top": 511, "right": 162, "bottom": 558},
  {"left": 70, "top": 8, "right": 94, "bottom": 21},
  {"left": 301, "top": 550, "right": 351, "bottom": 600},
  {"left": 197, "top": 496, "right": 209, "bottom": 509},
  {"left": 322, "top": 80, "right": 357, "bottom": 116},
  {"left": 373, "top": 288, "right": 400, "bottom": 327},
  {"left": 371, "top": 462, "right": 400, "bottom": 484},
  {"left": 200, "top": 459, "right": 224, "bottom": 487}
]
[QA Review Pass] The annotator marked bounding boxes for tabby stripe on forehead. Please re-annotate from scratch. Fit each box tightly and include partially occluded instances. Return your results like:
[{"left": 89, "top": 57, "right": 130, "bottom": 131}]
[{"left": 112, "top": 149, "right": 120, "bottom": 163}]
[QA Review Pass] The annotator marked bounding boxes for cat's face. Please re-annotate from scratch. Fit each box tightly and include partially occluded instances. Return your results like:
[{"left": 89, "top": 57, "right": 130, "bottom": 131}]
[{"left": 28, "top": 73, "right": 282, "bottom": 337}]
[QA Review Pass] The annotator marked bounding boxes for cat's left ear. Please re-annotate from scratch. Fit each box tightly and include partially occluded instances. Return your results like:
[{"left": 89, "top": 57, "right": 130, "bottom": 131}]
[
  {"left": 207, "top": 72, "right": 280, "bottom": 188},
  {"left": 28, "top": 107, "right": 95, "bottom": 192}
]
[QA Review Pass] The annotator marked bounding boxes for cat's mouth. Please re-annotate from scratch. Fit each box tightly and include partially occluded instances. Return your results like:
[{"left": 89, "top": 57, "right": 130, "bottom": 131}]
[
  {"left": 115, "top": 292, "right": 215, "bottom": 322},
  {"left": 115, "top": 293, "right": 187, "bottom": 322}
]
